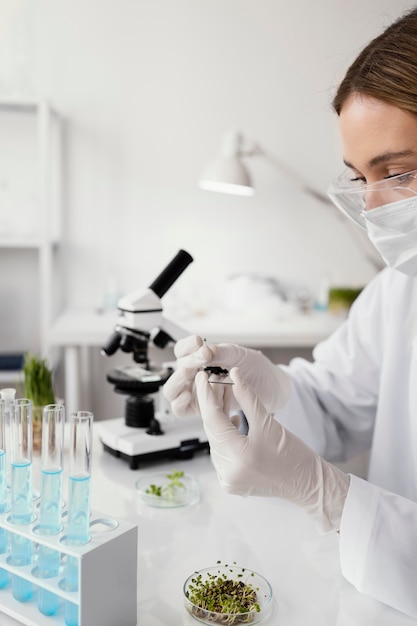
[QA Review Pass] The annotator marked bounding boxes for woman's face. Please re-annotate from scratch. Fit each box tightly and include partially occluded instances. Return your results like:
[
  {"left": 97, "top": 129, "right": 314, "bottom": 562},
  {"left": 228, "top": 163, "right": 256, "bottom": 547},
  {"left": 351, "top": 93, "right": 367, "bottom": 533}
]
[{"left": 338, "top": 93, "right": 417, "bottom": 210}]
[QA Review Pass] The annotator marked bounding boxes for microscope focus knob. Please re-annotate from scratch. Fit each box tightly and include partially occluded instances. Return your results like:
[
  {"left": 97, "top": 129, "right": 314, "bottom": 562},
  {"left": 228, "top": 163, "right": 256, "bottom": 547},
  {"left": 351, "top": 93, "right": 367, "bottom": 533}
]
[{"left": 146, "top": 418, "right": 164, "bottom": 436}]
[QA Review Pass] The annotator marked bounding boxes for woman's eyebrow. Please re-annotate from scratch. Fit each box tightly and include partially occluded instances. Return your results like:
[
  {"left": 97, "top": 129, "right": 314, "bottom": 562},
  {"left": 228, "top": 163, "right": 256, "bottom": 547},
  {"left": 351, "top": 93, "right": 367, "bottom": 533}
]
[
  {"left": 368, "top": 150, "right": 414, "bottom": 167},
  {"left": 343, "top": 150, "right": 415, "bottom": 170}
]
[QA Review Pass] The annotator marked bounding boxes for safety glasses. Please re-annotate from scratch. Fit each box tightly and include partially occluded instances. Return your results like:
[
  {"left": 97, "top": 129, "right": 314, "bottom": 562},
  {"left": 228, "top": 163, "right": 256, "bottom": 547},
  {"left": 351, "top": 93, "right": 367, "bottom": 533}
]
[{"left": 327, "top": 169, "right": 417, "bottom": 227}]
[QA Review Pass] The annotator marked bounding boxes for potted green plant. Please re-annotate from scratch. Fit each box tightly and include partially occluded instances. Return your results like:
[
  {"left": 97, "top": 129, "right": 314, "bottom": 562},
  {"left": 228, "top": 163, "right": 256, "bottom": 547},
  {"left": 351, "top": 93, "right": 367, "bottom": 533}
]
[
  {"left": 23, "top": 353, "right": 56, "bottom": 452},
  {"left": 328, "top": 286, "right": 363, "bottom": 315}
]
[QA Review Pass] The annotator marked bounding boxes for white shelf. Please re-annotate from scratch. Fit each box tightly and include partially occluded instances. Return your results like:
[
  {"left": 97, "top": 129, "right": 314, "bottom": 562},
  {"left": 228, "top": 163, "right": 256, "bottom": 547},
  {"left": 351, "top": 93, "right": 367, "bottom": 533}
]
[
  {"left": 0, "top": 371, "right": 24, "bottom": 384},
  {"left": 49, "top": 307, "right": 344, "bottom": 349},
  {"left": 0, "top": 100, "right": 63, "bottom": 358},
  {"left": 0, "top": 99, "right": 58, "bottom": 115},
  {"left": 0, "top": 238, "right": 59, "bottom": 249}
]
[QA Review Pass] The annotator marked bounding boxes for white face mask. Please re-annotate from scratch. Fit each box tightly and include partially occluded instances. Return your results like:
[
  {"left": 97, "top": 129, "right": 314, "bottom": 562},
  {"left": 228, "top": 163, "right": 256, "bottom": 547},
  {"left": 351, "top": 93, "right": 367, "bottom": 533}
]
[{"left": 363, "top": 196, "right": 417, "bottom": 276}]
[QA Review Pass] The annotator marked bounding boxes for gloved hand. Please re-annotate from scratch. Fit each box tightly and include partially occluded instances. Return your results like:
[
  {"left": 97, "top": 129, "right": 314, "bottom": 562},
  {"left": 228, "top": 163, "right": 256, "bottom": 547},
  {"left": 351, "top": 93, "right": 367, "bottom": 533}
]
[
  {"left": 163, "top": 335, "right": 291, "bottom": 417},
  {"left": 195, "top": 367, "right": 350, "bottom": 534}
]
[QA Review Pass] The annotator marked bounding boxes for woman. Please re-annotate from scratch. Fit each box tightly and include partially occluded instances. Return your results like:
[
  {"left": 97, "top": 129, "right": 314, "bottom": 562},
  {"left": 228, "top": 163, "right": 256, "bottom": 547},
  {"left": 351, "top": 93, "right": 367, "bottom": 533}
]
[{"left": 164, "top": 7, "right": 417, "bottom": 619}]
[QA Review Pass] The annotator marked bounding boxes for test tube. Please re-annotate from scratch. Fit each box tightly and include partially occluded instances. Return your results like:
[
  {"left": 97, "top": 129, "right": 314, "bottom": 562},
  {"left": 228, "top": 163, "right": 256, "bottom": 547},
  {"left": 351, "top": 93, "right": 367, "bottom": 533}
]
[
  {"left": 64, "top": 410, "right": 93, "bottom": 626},
  {"left": 10, "top": 398, "right": 33, "bottom": 602},
  {"left": 0, "top": 387, "right": 16, "bottom": 426},
  {"left": 37, "top": 403, "right": 65, "bottom": 616},
  {"left": 0, "top": 388, "right": 16, "bottom": 481},
  {"left": 0, "top": 398, "right": 9, "bottom": 588}
]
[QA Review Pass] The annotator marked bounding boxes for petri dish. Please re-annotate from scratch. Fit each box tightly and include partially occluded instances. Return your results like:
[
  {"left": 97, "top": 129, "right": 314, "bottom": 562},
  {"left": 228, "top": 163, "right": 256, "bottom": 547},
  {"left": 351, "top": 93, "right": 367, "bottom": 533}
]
[
  {"left": 183, "top": 564, "right": 273, "bottom": 624},
  {"left": 135, "top": 471, "right": 200, "bottom": 508}
]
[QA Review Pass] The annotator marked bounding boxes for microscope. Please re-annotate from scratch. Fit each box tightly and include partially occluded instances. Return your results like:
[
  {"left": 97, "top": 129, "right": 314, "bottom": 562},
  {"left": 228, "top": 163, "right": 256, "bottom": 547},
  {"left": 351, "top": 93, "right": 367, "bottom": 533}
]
[{"left": 97, "top": 250, "right": 209, "bottom": 469}]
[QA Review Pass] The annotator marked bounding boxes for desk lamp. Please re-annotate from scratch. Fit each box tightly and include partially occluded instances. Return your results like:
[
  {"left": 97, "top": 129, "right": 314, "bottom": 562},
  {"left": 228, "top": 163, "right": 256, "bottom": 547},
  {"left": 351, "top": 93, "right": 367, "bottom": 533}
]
[
  {"left": 198, "top": 130, "right": 384, "bottom": 271},
  {"left": 198, "top": 129, "right": 332, "bottom": 205}
]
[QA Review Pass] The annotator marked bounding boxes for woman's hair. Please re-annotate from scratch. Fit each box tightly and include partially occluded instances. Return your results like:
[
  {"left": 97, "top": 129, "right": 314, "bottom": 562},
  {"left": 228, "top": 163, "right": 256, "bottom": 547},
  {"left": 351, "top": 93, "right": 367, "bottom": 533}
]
[{"left": 333, "top": 7, "right": 417, "bottom": 116}]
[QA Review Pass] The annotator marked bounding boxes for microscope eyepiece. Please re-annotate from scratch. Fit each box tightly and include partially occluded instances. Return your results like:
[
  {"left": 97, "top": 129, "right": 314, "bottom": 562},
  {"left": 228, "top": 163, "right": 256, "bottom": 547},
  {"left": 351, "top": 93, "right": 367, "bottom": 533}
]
[{"left": 148, "top": 249, "right": 193, "bottom": 299}]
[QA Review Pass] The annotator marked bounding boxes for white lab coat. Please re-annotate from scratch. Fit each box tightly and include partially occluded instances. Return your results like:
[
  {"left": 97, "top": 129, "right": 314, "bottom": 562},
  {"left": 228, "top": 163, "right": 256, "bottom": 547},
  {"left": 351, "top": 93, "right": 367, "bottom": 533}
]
[{"left": 275, "top": 267, "right": 417, "bottom": 618}]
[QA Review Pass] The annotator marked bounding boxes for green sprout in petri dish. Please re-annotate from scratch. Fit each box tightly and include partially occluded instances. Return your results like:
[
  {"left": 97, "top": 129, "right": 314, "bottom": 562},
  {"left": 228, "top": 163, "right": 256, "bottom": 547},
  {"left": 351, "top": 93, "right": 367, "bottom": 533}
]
[
  {"left": 186, "top": 561, "right": 261, "bottom": 624},
  {"left": 145, "top": 470, "right": 186, "bottom": 500}
]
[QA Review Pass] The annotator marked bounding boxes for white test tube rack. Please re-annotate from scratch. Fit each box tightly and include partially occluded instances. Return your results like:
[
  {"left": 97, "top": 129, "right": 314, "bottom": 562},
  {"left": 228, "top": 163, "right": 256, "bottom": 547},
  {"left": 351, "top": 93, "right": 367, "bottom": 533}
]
[{"left": 0, "top": 504, "right": 138, "bottom": 626}]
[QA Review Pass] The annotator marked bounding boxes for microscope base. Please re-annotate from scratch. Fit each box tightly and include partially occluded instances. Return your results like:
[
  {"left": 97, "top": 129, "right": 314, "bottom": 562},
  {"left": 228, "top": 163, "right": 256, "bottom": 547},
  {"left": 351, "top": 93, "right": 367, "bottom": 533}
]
[{"left": 97, "top": 416, "right": 209, "bottom": 470}]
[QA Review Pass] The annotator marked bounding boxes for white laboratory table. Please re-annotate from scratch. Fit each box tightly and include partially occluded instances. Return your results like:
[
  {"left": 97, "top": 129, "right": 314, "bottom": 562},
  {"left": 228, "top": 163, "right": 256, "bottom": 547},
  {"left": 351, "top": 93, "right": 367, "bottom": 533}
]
[
  {"left": 49, "top": 308, "right": 344, "bottom": 415},
  {"left": 0, "top": 427, "right": 416, "bottom": 626}
]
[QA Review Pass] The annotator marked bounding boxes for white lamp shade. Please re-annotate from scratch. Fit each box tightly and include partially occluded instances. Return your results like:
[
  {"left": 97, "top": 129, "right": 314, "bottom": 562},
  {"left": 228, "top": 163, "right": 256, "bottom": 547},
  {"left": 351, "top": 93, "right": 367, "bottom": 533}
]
[{"left": 198, "top": 156, "right": 254, "bottom": 196}]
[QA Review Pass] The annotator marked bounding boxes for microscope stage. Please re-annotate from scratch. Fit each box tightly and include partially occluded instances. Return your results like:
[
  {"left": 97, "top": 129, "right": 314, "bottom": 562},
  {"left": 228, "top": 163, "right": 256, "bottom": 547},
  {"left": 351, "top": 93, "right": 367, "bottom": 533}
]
[{"left": 97, "top": 415, "right": 209, "bottom": 469}]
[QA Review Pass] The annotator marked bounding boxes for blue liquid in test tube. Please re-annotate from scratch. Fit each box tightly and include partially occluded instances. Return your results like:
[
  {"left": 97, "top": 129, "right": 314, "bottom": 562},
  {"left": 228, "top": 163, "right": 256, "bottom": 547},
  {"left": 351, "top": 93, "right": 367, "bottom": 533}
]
[
  {"left": 11, "top": 461, "right": 32, "bottom": 523},
  {"left": 10, "top": 399, "right": 33, "bottom": 602},
  {"left": 67, "top": 474, "right": 91, "bottom": 543},
  {"left": 0, "top": 448, "right": 8, "bottom": 589},
  {"left": 64, "top": 411, "right": 93, "bottom": 626},
  {"left": 37, "top": 404, "right": 65, "bottom": 616},
  {"left": 0, "top": 391, "right": 14, "bottom": 589}
]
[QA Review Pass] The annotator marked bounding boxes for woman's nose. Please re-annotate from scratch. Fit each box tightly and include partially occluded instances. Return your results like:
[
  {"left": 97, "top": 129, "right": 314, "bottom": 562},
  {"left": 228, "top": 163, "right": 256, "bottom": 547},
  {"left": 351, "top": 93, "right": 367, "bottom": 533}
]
[{"left": 364, "top": 189, "right": 392, "bottom": 211}]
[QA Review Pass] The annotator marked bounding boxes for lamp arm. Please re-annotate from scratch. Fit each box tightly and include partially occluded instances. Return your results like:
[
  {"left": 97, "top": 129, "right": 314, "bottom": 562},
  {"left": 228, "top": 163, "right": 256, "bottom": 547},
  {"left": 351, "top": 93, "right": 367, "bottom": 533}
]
[
  {"left": 243, "top": 143, "right": 383, "bottom": 271},
  {"left": 243, "top": 143, "right": 333, "bottom": 206}
]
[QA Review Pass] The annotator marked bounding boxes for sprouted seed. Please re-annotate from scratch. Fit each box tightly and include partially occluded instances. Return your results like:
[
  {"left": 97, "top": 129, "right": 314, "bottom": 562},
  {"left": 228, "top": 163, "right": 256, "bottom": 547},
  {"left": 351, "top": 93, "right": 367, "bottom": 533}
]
[
  {"left": 185, "top": 562, "right": 261, "bottom": 625},
  {"left": 145, "top": 470, "right": 186, "bottom": 499}
]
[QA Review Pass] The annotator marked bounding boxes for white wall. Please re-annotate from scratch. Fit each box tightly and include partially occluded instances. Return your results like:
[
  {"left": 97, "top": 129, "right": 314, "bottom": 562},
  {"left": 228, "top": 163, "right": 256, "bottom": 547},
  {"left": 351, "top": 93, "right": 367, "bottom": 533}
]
[
  {"left": 0, "top": 0, "right": 416, "bottom": 414},
  {"left": 4, "top": 0, "right": 416, "bottom": 301}
]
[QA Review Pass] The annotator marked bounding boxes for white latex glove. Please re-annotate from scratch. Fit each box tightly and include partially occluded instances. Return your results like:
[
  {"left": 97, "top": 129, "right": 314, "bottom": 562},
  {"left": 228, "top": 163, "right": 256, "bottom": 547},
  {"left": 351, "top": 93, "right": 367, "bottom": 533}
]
[
  {"left": 163, "top": 335, "right": 291, "bottom": 417},
  {"left": 195, "top": 367, "right": 350, "bottom": 534}
]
